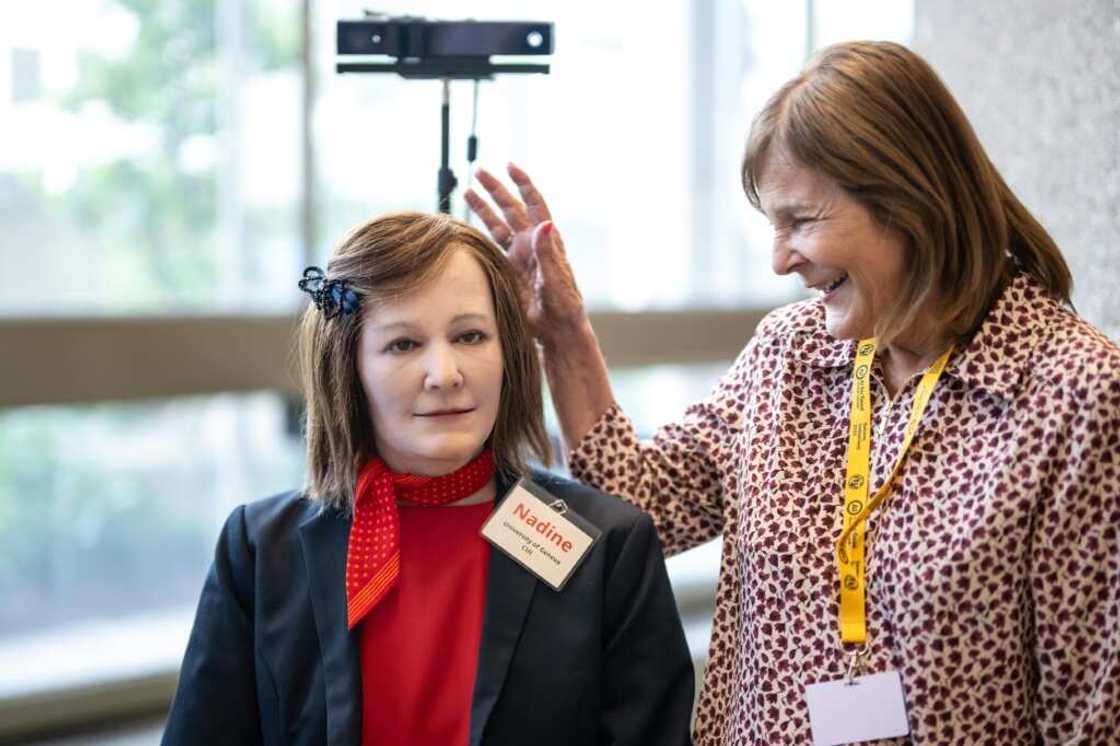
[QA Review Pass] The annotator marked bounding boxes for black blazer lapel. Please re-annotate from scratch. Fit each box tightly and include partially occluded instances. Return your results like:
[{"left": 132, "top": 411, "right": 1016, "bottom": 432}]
[
  {"left": 469, "top": 475, "right": 540, "bottom": 746},
  {"left": 299, "top": 508, "right": 362, "bottom": 746}
]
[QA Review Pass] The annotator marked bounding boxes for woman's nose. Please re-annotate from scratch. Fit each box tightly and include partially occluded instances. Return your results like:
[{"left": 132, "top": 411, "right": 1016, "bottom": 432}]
[
  {"left": 771, "top": 238, "right": 805, "bottom": 276},
  {"left": 423, "top": 344, "right": 464, "bottom": 390}
]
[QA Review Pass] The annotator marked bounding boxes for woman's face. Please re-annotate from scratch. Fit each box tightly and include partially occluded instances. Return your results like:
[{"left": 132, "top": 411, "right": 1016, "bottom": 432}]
[
  {"left": 757, "top": 148, "right": 907, "bottom": 341},
  {"left": 357, "top": 247, "right": 504, "bottom": 477}
]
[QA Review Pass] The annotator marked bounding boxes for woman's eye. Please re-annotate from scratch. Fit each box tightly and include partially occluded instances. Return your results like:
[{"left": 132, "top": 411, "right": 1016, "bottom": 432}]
[
  {"left": 458, "top": 330, "right": 486, "bottom": 345},
  {"left": 386, "top": 339, "right": 418, "bottom": 354}
]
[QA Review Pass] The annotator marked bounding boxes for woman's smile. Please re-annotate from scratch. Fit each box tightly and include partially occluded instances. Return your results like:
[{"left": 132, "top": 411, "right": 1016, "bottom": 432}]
[{"left": 818, "top": 272, "right": 848, "bottom": 298}]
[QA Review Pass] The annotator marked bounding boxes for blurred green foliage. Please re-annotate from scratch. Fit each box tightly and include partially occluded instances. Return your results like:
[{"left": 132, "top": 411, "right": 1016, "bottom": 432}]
[
  {"left": 0, "top": 0, "right": 302, "bottom": 638},
  {"left": 42, "top": 0, "right": 299, "bottom": 307}
]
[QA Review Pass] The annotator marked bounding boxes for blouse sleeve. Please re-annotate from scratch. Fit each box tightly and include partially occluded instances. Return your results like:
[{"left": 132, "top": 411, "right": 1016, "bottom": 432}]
[
  {"left": 568, "top": 338, "right": 757, "bottom": 556},
  {"left": 1031, "top": 368, "right": 1120, "bottom": 742}
]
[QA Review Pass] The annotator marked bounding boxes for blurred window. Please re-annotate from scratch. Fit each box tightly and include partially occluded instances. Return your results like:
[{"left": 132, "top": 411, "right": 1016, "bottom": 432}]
[
  {"left": 0, "top": 0, "right": 303, "bottom": 316},
  {"left": 0, "top": 393, "right": 304, "bottom": 696}
]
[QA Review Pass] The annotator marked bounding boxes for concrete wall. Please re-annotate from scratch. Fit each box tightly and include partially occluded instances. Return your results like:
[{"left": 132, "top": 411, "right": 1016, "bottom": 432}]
[{"left": 912, "top": 1, "right": 1120, "bottom": 340}]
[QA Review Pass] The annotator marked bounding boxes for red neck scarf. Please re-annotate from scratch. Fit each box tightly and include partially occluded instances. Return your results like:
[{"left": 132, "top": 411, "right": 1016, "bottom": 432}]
[{"left": 345, "top": 448, "right": 496, "bottom": 629}]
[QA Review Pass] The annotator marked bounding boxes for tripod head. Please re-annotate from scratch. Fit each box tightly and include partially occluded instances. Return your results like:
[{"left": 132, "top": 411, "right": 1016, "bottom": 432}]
[{"left": 338, "top": 13, "right": 553, "bottom": 78}]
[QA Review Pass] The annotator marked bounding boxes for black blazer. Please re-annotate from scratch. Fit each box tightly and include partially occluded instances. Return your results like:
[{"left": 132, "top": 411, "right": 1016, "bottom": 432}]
[{"left": 162, "top": 470, "right": 694, "bottom": 746}]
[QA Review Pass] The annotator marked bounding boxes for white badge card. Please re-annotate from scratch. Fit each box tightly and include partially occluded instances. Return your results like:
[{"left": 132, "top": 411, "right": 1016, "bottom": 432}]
[
  {"left": 804, "top": 671, "right": 910, "bottom": 746},
  {"left": 481, "top": 480, "right": 600, "bottom": 591}
]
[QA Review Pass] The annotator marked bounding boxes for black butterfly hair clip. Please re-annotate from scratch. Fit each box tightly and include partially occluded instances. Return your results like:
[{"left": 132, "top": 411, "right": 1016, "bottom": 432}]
[{"left": 298, "top": 266, "right": 360, "bottom": 320}]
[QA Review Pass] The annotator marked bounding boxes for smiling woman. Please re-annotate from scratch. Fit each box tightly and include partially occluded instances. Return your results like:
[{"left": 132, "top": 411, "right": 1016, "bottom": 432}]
[
  {"left": 465, "top": 40, "right": 1120, "bottom": 746},
  {"left": 162, "top": 211, "right": 695, "bottom": 746},
  {"left": 755, "top": 149, "right": 908, "bottom": 359}
]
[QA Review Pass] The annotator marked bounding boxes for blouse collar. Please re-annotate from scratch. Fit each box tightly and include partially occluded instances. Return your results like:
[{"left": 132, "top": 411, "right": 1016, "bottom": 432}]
[{"left": 792, "top": 273, "right": 1066, "bottom": 402}]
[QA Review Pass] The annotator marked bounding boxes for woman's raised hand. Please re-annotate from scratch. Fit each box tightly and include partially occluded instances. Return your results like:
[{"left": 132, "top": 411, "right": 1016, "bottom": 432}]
[
  {"left": 465, "top": 164, "right": 587, "bottom": 348},
  {"left": 467, "top": 163, "right": 615, "bottom": 448}
]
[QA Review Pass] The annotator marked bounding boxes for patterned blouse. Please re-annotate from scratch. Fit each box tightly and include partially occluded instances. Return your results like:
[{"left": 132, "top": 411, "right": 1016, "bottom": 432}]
[{"left": 569, "top": 274, "right": 1120, "bottom": 745}]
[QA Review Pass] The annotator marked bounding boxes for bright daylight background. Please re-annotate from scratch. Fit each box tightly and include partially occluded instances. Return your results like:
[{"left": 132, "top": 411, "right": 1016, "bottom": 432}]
[{"left": 0, "top": 0, "right": 913, "bottom": 703}]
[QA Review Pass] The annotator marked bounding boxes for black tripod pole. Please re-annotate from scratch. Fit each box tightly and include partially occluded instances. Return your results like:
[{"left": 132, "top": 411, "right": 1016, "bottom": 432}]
[{"left": 437, "top": 79, "right": 457, "bottom": 214}]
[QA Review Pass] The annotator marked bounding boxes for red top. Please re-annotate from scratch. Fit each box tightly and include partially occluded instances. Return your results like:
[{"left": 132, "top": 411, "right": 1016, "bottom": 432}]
[
  {"left": 346, "top": 451, "right": 495, "bottom": 629},
  {"left": 359, "top": 500, "right": 493, "bottom": 746}
]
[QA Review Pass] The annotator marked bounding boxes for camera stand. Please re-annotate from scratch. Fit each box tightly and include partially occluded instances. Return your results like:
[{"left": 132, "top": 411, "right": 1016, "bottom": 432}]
[{"left": 338, "top": 59, "right": 549, "bottom": 214}]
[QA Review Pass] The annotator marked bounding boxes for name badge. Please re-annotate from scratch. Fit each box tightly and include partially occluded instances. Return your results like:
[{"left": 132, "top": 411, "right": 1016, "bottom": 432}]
[
  {"left": 804, "top": 670, "right": 910, "bottom": 746},
  {"left": 481, "top": 480, "right": 600, "bottom": 590}
]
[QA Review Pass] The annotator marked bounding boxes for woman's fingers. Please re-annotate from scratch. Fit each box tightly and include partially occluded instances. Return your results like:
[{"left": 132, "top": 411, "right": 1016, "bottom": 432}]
[
  {"left": 531, "top": 221, "right": 585, "bottom": 327},
  {"left": 532, "top": 222, "right": 559, "bottom": 269},
  {"left": 508, "top": 163, "right": 553, "bottom": 224},
  {"left": 474, "top": 167, "right": 532, "bottom": 232},
  {"left": 464, "top": 188, "right": 514, "bottom": 248},
  {"left": 468, "top": 165, "right": 585, "bottom": 338},
  {"left": 534, "top": 222, "right": 573, "bottom": 294}
]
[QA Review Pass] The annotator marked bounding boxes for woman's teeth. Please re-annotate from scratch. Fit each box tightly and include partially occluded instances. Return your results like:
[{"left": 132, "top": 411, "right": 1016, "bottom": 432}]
[{"left": 821, "top": 273, "right": 848, "bottom": 294}]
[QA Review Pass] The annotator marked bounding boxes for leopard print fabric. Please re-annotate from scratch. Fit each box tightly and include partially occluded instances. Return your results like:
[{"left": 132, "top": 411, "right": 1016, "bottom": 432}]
[{"left": 569, "top": 274, "right": 1120, "bottom": 745}]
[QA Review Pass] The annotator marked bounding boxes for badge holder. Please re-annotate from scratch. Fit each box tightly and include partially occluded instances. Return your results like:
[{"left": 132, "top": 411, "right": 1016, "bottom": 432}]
[
  {"left": 803, "top": 639, "right": 910, "bottom": 746},
  {"left": 480, "top": 479, "right": 601, "bottom": 591}
]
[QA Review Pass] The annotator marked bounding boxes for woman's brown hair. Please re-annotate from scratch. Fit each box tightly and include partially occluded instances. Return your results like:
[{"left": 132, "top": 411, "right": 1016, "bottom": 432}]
[
  {"left": 742, "top": 40, "right": 1072, "bottom": 345},
  {"left": 298, "top": 211, "right": 552, "bottom": 511}
]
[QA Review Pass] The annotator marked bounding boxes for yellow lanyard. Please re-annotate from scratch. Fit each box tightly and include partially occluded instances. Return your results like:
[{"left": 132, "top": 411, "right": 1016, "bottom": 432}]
[{"left": 836, "top": 338, "right": 954, "bottom": 644}]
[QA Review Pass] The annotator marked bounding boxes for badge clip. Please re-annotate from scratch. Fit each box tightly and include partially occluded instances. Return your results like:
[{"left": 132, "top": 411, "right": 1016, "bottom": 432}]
[{"left": 844, "top": 644, "right": 872, "bottom": 686}]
